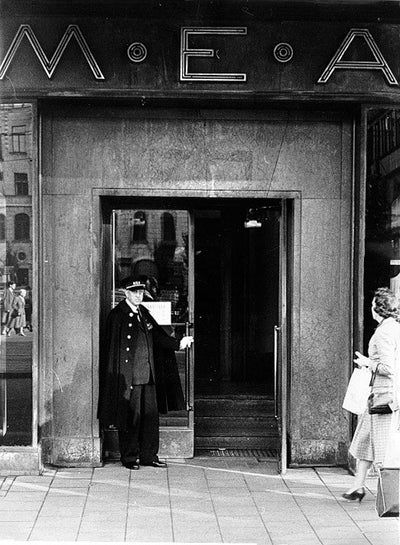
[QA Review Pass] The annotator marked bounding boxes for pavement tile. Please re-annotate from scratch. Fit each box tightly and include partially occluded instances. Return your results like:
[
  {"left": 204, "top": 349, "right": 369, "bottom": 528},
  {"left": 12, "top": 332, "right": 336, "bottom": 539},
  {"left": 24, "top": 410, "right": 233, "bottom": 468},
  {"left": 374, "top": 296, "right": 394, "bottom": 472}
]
[
  {"left": 27, "top": 529, "right": 79, "bottom": 541},
  {"left": 0, "top": 509, "right": 38, "bottom": 522},
  {"left": 78, "top": 521, "right": 126, "bottom": 535},
  {"left": 45, "top": 489, "right": 88, "bottom": 499},
  {"left": 84, "top": 500, "right": 127, "bottom": 511},
  {"left": 173, "top": 525, "right": 222, "bottom": 542},
  {"left": 320, "top": 539, "right": 371, "bottom": 545},
  {"left": 81, "top": 511, "right": 126, "bottom": 522},
  {"left": 128, "top": 496, "right": 171, "bottom": 507},
  {"left": 217, "top": 515, "right": 265, "bottom": 528},
  {"left": 33, "top": 516, "right": 82, "bottom": 528},
  {"left": 170, "top": 500, "right": 215, "bottom": 513},
  {"left": 356, "top": 519, "right": 399, "bottom": 531},
  {"left": 0, "top": 500, "right": 43, "bottom": 510},
  {"left": 219, "top": 528, "right": 272, "bottom": 545},
  {"left": 209, "top": 486, "right": 251, "bottom": 499},
  {"left": 56, "top": 468, "right": 93, "bottom": 477},
  {"left": 315, "top": 525, "right": 373, "bottom": 539},
  {"left": 212, "top": 495, "right": 255, "bottom": 506},
  {"left": 126, "top": 531, "right": 174, "bottom": 542},
  {"left": 77, "top": 533, "right": 126, "bottom": 541},
  {"left": 362, "top": 533, "right": 400, "bottom": 545},
  {"left": 269, "top": 535, "right": 321, "bottom": 545},
  {"left": 212, "top": 505, "right": 260, "bottom": 516},
  {"left": 4, "top": 489, "right": 47, "bottom": 498},
  {"left": 305, "top": 515, "right": 356, "bottom": 527},
  {"left": 50, "top": 478, "right": 91, "bottom": 488},
  {"left": 259, "top": 510, "right": 309, "bottom": 523}
]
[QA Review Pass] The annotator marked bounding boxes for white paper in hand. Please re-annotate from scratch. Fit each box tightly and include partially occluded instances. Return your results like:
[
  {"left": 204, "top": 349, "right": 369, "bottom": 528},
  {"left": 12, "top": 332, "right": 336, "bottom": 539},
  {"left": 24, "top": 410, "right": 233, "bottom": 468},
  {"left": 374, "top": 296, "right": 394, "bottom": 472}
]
[{"left": 342, "top": 367, "right": 371, "bottom": 415}]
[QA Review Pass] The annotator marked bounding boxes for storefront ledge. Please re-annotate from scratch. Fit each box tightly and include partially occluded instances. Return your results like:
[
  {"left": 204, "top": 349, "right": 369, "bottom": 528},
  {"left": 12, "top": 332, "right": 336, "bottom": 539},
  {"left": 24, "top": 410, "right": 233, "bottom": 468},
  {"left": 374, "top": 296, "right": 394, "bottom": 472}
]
[
  {"left": 0, "top": 446, "right": 42, "bottom": 475},
  {"left": 41, "top": 436, "right": 102, "bottom": 467},
  {"left": 290, "top": 440, "right": 348, "bottom": 467}
]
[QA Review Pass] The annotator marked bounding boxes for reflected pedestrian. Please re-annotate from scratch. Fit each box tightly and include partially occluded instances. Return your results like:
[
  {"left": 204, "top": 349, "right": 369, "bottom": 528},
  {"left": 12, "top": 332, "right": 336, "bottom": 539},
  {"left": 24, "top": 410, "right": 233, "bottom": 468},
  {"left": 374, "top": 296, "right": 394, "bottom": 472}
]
[
  {"left": 7, "top": 288, "right": 27, "bottom": 337},
  {"left": 2, "top": 281, "right": 16, "bottom": 335}
]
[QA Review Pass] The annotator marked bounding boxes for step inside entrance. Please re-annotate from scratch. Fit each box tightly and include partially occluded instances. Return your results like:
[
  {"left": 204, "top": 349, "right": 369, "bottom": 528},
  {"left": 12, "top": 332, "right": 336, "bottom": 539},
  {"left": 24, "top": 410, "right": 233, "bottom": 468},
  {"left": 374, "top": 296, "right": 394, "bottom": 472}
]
[{"left": 193, "top": 204, "right": 280, "bottom": 452}]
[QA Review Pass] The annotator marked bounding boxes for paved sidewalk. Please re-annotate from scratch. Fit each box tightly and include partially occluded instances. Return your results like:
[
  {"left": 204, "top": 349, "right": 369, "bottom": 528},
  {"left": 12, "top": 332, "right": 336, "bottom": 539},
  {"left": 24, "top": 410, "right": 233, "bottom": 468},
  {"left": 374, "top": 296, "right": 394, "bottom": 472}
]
[{"left": 0, "top": 458, "right": 398, "bottom": 544}]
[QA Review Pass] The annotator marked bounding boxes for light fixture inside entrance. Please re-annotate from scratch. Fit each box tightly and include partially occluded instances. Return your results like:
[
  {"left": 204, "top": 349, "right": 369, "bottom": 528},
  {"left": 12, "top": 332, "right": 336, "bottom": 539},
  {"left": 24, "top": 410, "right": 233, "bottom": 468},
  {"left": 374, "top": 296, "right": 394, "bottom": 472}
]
[
  {"left": 244, "top": 208, "right": 263, "bottom": 228},
  {"left": 244, "top": 218, "right": 262, "bottom": 228},
  {"left": 244, "top": 205, "right": 280, "bottom": 228}
]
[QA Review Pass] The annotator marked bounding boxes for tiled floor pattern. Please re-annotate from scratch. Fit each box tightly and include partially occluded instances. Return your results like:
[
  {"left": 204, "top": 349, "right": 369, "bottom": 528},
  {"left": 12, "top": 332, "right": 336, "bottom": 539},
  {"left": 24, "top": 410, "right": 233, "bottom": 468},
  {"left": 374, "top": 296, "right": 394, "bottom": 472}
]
[{"left": 0, "top": 459, "right": 398, "bottom": 544}]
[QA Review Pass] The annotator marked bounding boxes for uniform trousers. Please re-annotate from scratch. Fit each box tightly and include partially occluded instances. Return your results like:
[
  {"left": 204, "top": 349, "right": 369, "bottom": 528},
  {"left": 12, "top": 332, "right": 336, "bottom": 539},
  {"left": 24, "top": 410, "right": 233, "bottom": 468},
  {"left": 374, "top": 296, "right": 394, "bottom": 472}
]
[{"left": 118, "top": 383, "right": 159, "bottom": 465}]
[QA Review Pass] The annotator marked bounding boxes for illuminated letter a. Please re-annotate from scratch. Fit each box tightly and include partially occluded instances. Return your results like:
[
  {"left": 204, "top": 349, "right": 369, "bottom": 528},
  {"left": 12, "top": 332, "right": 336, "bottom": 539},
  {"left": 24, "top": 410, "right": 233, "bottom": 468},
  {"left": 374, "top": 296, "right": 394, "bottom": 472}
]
[{"left": 318, "top": 28, "right": 397, "bottom": 86}]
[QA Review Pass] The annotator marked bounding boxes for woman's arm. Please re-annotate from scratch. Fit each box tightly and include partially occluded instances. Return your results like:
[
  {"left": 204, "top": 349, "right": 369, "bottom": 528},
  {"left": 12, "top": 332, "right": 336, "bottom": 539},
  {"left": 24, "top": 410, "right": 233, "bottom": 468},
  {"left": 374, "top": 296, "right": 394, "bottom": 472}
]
[{"left": 371, "top": 328, "right": 396, "bottom": 377}]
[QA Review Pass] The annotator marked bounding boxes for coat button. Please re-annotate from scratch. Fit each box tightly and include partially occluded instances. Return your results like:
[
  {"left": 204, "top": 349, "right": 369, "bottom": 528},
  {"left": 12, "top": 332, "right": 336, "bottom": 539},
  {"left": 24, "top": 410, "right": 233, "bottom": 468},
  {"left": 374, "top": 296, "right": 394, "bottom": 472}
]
[
  {"left": 126, "top": 347, "right": 130, "bottom": 351},
  {"left": 129, "top": 312, "right": 133, "bottom": 317},
  {"left": 127, "top": 335, "right": 131, "bottom": 339},
  {"left": 125, "top": 359, "right": 129, "bottom": 363},
  {"left": 130, "top": 385, "right": 134, "bottom": 390},
  {"left": 128, "top": 323, "right": 132, "bottom": 327}
]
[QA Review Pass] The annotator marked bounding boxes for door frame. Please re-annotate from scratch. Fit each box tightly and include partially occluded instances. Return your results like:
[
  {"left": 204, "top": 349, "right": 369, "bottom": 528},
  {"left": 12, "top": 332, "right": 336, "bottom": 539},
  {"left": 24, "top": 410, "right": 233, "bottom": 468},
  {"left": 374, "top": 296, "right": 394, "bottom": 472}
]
[{"left": 93, "top": 189, "right": 299, "bottom": 463}]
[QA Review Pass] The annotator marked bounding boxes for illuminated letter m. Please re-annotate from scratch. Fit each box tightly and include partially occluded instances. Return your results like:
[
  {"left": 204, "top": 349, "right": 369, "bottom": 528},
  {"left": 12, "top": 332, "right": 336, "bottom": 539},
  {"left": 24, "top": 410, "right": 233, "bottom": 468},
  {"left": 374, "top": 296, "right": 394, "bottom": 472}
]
[{"left": 0, "top": 24, "right": 105, "bottom": 80}]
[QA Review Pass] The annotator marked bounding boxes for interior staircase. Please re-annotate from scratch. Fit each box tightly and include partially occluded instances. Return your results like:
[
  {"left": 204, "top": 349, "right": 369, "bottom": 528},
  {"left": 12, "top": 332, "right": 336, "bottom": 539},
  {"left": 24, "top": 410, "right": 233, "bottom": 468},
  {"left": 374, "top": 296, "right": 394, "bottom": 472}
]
[{"left": 194, "top": 394, "right": 279, "bottom": 453}]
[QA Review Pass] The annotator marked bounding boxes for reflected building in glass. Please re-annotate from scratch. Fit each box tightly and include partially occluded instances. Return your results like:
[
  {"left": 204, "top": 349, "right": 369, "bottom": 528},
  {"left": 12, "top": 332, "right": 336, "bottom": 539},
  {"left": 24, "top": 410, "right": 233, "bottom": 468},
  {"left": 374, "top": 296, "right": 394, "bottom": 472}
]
[
  {"left": 0, "top": 104, "right": 33, "bottom": 447},
  {"left": 366, "top": 110, "right": 400, "bottom": 344}
]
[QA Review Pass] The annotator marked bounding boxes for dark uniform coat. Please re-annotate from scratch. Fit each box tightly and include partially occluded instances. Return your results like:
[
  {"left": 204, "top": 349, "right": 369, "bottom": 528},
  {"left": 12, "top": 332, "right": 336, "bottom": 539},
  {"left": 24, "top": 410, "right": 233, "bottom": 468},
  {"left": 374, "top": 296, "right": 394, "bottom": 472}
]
[{"left": 98, "top": 300, "right": 185, "bottom": 430}]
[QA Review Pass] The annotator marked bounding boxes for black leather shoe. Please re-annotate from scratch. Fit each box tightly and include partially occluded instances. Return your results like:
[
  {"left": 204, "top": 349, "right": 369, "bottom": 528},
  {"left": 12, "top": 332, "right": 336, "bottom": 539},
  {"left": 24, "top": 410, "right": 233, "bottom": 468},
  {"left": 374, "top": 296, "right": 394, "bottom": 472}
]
[
  {"left": 123, "top": 460, "right": 140, "bottom": 470},
  {"left": 142, "top": 459, "right": 167, "bottom": 468},
  {"left": 342, "top": 488, "right": 365, "bottom": 502}
]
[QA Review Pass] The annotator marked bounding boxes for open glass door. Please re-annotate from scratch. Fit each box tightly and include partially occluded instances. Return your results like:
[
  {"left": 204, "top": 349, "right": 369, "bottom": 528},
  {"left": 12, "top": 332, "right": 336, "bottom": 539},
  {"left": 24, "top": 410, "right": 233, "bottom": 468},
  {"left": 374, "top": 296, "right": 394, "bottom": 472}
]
[
  {"left": 105, "top": 207, "right": 194, "bottom": 459},
  {"left": 275, "top": 200, "right": 289, "bottom": 474}
]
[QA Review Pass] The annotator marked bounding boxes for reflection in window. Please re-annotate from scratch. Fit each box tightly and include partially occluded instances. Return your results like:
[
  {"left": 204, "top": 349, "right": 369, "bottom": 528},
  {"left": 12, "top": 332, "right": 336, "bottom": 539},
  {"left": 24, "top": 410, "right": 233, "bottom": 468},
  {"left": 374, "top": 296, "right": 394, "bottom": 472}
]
[
  {"left": 11, "top": 125, "right": 26, "bottom": 153},
  {"left": 0, "top": 214, "right": 5, "bottom": 240},
  {"left": 365, "top": 109, "right": 400, "bottom": 345},
  {"left": 132, "top": 211, "right": 147, "bottom": 242},
  {"left": 14, "top": 213, "right": 30, "bottom": 241},
  {"left": 0, "top": 103, "right": 33, "bottom": 447},
  {"left": 14, "top": 173, "right": 28, "bottom": 195},
  {"left": 162, "top": 212, "right": 176, "bottom": 241},
  {"left": 112, "top": 208, "right": 189, "bottom": 431}
]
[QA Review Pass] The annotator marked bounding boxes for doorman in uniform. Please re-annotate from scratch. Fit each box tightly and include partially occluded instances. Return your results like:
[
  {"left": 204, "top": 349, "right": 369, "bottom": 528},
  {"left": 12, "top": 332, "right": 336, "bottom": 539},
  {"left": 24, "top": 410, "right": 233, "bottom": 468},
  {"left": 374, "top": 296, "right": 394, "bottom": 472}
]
[{"left": 98, "top": 278, "right": 193, "bottom": 470}]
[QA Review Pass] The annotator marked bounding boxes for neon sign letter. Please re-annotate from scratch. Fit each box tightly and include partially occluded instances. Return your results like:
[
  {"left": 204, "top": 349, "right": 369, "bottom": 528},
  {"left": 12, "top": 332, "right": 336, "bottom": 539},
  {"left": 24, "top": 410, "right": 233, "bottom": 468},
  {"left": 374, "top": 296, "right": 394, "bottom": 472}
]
[
  {"left": 0, "top": 24, "right": 105, "bottom": 80},
  {"left": 318, "top": 28, "right": 397, "bottom": 86},
  {"left": 180, "top": 27, "right": 247, "bottom": 82}
]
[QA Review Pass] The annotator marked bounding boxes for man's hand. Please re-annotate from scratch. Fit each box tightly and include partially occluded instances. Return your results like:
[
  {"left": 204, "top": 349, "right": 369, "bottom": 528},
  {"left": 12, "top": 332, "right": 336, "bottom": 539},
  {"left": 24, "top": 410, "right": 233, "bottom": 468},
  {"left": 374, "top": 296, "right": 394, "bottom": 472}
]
[{"left": 179, "top": 336, "right": 194, "bottom": 350}]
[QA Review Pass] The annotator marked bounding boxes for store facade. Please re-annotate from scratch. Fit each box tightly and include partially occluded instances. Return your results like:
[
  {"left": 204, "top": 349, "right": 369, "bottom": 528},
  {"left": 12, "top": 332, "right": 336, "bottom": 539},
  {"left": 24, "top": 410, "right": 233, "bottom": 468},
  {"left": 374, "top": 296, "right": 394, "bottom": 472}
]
[{"left": 1, "top": 1, "right": 399, "bottom": 473}]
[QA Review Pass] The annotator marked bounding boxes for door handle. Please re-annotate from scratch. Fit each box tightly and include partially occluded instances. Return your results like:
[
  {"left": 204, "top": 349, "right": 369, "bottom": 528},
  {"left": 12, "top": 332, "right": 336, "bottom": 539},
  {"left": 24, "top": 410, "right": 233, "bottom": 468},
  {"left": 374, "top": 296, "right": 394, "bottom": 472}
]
[{"left": 274, "top": 325, "right": 281, "bottom": 419}]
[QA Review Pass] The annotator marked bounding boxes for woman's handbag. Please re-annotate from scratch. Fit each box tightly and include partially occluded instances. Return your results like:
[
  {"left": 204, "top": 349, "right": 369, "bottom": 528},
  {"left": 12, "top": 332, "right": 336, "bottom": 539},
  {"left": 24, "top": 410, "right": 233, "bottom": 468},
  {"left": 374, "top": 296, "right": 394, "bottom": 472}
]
[
  {"left": 368, "top": 390, "right": 393, "bottom": 414},
  {"left": 376, "top": 468, "right": 399, "bottom": 517},
  {"left": 342, "top": 367, "right": 372, "bottom": 415},
  {"left": 1, "top": 311, "right": 8, "bottom": 325},
  {"left": 368, "top": 368, "right": 393, "bottom": 415}
]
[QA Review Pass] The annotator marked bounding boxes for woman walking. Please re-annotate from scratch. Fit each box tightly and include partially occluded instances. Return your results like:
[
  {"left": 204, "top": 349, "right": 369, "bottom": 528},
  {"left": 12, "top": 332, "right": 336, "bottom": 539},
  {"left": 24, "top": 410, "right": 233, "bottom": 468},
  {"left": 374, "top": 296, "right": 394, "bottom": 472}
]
[{"left": 343, "top": 287, "right": 400, "bottom": 501}]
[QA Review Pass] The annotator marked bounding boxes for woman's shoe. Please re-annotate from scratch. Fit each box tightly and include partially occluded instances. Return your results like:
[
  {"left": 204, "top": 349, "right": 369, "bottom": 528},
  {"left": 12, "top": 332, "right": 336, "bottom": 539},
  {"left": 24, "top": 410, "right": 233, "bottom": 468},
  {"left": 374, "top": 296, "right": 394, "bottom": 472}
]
[{"left": 342, "top": 488, "right": 366, "bottom": 502}]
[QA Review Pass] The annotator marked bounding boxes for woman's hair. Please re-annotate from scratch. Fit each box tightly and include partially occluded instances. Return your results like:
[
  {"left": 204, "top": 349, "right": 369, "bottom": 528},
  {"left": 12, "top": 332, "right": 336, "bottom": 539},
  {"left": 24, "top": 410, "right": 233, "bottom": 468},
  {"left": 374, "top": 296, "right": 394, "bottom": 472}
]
[{"left": 373, "top": 287, "right": 400, "bottom": 321}]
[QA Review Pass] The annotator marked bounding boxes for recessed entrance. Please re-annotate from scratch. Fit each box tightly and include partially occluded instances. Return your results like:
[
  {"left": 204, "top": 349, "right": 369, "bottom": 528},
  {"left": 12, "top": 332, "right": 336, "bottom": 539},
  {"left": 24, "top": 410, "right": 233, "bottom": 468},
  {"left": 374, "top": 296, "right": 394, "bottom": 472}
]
[{"left": 102, "top": 196, "right": 284, "bottom": 459}]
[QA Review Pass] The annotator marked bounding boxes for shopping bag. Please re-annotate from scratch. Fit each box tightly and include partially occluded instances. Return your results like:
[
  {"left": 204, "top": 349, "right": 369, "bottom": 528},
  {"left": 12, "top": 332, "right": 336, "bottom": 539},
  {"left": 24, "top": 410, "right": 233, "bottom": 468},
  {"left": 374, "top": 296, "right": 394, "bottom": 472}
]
[
  {"left": 342, "top": 367, "right": 372, "bottom": 415},
  {"left": 376, "top": 468, "right": 399, "bottom": 517},
  {"left": 383, "top": 413, "right": 400, "bottom": 468}
]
